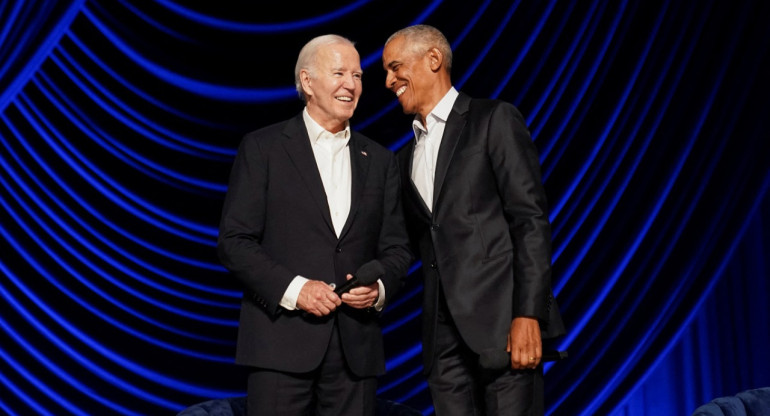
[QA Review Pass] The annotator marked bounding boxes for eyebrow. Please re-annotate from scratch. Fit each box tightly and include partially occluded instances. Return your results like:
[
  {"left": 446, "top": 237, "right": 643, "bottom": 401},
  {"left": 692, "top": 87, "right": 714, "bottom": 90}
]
[{"left": 332, "top": 66, "right": 363, "bottom": 75}]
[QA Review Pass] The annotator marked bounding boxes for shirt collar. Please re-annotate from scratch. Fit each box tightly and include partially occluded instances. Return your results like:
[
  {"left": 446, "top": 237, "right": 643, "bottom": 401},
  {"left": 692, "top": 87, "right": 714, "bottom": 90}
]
[
  {"left": 303, "top": 107, "right": 351, "bottom": 144},
  {"left": 412, "top": 87, "right": 459, "bottom": 141}
]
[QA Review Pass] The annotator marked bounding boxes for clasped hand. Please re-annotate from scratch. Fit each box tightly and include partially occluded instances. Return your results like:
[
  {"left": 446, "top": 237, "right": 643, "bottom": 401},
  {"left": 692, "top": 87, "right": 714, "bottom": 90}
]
[{"left": 296, "top": 274, "right": 378, "bottom": 317}]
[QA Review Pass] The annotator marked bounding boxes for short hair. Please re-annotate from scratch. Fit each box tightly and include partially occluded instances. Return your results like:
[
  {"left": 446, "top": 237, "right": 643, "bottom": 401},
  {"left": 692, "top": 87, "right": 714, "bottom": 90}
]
[
  {"left": 294, "top": 34, "right": 356, "bottom": 102},
  {"left": 385, "top": 25, "right": 452, "bottom": 74}
]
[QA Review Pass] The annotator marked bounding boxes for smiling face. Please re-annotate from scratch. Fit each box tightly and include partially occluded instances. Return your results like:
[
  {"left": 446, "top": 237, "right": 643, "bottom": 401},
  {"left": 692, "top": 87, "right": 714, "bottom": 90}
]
[
  {"left": 301, "top": 42, "right": 362, "bottom": 133},
  {"left": 383, "top": 35, "right": 449, "bottom": 124}
]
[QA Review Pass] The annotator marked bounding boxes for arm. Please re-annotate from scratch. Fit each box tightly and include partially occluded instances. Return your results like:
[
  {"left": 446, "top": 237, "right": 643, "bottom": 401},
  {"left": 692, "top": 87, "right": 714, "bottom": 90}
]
[
  {"left": 218, "top": 134, "right": 339, "bottom": 316},
  {"left": 487, "top": 103, "right": 553, "bottom": 368}
]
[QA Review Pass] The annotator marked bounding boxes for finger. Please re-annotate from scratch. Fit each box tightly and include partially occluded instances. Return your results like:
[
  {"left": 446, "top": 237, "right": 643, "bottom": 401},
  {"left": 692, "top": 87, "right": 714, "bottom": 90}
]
[
  {"left": 324, "top": 291, "right": 342, "bottom": 306},
  {"left": 510, "top": 349, "right": 522, "bottom": 369}
]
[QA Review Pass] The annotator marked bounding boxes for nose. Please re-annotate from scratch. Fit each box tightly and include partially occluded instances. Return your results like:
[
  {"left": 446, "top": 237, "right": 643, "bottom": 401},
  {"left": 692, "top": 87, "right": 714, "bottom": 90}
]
[
  {"left": 342, "top": 73, "right": 356, "bottom": 89},
  {"left": 385, "top": 70, "right": 395, "bottom": 90}
]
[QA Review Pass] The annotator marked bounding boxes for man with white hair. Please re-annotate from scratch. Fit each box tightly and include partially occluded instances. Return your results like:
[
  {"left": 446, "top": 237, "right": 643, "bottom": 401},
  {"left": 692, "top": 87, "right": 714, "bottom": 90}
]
[{"left": 218, "top": 34, "right": 412, "bottom": 415}]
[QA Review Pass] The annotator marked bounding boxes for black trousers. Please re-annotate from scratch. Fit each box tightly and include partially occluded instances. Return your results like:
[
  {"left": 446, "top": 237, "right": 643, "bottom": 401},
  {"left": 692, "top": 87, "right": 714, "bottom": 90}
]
[
  {"left": 247, "top": 321, "right": 377, "bottom": 416},
  {"left": 427, "top": 289, "right": 544, "bottom": 416}
]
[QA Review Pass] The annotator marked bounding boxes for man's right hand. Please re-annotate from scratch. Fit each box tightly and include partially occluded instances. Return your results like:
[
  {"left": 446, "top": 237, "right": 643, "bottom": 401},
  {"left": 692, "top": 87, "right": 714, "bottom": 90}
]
[{"left": 296, "top": 280, "right": 341, "bottom": 316}]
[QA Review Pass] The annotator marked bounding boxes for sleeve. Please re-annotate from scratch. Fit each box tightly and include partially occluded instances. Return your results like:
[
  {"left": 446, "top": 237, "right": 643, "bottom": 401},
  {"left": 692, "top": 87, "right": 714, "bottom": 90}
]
[
  {"left": 487, "top": 102, "right": 553, "bottom": 322},
  {"left": 374, "top": 152, "right": 414, "bottom": 305},
  {"left": 217, "top": 134, "right": 297, "bottom": 316}
]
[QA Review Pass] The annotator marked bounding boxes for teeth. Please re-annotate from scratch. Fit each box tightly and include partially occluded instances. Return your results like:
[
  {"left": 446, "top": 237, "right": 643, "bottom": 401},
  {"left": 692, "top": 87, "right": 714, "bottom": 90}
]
[
  {"left": 336, "top": 96, "right": 352, "bottom": 102},
  {"left": 396, "top": 86, "right": 406, "bottom": 97}
]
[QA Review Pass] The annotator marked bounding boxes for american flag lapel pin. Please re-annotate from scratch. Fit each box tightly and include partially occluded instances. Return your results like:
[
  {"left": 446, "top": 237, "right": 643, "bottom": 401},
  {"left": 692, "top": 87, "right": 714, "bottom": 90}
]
[{"left": 361, "top": 150, "right": 368, "bottom": 157}]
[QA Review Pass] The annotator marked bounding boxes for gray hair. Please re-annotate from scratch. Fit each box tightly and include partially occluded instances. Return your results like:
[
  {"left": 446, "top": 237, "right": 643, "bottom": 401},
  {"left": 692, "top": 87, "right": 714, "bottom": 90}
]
[
  {"left": 294, "top": 34, "right": 356, "bottom": 102},
  {"left": 385, "top": 25, "right": 452, "bottom": 74}
]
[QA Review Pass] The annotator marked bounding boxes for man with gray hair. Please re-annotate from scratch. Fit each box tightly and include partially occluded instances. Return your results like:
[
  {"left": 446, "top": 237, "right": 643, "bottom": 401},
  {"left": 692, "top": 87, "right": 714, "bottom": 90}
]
[
  {"left": 383, "top": 25, "right": 565, "bottom": 415},
  {"left": 218, "top": 34, "right": 412, "bottom": 415}
]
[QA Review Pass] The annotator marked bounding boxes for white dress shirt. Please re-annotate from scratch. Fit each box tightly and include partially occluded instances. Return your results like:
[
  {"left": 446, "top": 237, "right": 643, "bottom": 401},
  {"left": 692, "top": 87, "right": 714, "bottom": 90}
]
[
  {"left": 411, "top": 87, "right": 459, "bottom": 211},
  {"left": 280, "top": 108, "right": 385, "bottom": 310}
]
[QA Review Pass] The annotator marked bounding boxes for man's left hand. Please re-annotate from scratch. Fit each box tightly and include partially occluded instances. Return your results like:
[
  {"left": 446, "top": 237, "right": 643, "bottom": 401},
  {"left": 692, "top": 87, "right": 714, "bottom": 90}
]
[
  {"left": 340, "top": 274, "right": 379, "bottom": 309},
  {"left": 507, "top": 317, "right": 542, "bottom": 370}
]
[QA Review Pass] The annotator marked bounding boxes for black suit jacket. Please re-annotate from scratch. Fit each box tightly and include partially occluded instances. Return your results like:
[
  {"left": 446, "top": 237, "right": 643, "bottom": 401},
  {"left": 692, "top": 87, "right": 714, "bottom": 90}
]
[
  {"left": 218, "top": 113, "right": 412, "bottom": 377},
  {"left": 397, "top": 92, "right": 565, "bottom": 372}
]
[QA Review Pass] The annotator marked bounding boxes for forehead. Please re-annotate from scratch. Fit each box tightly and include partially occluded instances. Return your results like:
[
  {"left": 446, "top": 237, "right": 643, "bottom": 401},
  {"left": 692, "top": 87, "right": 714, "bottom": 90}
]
[
  {"left": 317, "top": 43, "right": 360, "bottom": 68},
  {"left": 383, "top": 36, "right": 420, "bottom": 66}
]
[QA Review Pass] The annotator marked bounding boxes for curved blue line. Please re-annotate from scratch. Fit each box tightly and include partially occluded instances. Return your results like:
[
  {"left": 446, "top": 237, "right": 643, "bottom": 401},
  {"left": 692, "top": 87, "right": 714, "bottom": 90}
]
[
  {"left": 0, "top": 0, "right": 83, "bottom": 112},
  {"left": 0, "top": 185, "right": 236, "bottom": 328},
  {"left": 15, "top": 96, "right": 218, "bottom": 241},
  {"left": 64, "top": 32, "right": 232, "bottom": 129},
  {"left": 525, "top": 1, "right": 600, "bottom": 141},
  {"left": 550, "top": 4, "right": 729, "bottom": 410},
  {"left": 605, "top": 179, "right": 769, "bottom": 415},
  {"left": 0, "top": 261, "right": 240, "bottom": 405},
  {"left": 385, "top": 342, "right": 422, "bottom": 371},
  {"left": 81, "top": 6, "right": 296, "bottom": 102},
  {"left": 53, "top": 46, "right": 236, "bottom": 159},
  {"left": 0, "top": 2, "right": 25, "bottom": 57},
  {"left": 0, "top": 210, "right": 238, "bottom": 349},
  {"left": 377, "top": 365, "right": 424, "bottom": 394},
  {"left": 0, "top": 322, "right": 137, "bottom": 415},
  {"left": 0, "top": 146, "right": 238, "bottom": 309},
  {"left": 545, "top": 1, "right": 627, "bottom": 221},
  {"left": 0, "top": 114, "right": 227, "bottom": 273},
  {"left": 153, "top": 0, "right": 373, "bottom": 33},
  {"left": 33, "top": 71, "right": 229, "bottom": 192},
  {"left": 113, "top": 0, "right": 198, "bottom": 42},
  {"left": 0, "top": 209, "right": 234, "bottom": 346},
  {"left": 358, "top": 0, "right": 485, "bottom": 131}
]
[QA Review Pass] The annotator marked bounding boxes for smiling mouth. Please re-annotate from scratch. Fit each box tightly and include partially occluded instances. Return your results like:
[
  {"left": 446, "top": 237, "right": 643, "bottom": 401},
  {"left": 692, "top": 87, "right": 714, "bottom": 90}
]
[
  {"left": 336, "top": 96, "right": 353, "bottom": 102},
  {"left": 395, "top": 86, "right": 406, "bottom": 97}
]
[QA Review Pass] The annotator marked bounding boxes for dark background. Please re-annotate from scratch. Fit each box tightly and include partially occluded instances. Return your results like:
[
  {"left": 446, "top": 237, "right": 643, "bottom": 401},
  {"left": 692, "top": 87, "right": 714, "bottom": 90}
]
[{"left": 1, "top": 0, "right": 768, "bottom": 414}]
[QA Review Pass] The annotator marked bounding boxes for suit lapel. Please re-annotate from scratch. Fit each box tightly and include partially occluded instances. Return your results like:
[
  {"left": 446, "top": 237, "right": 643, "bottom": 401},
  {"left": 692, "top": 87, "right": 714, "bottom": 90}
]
[
  {"left": 280, "top": 114, "right": 335, "bottom": 234},
  {"left": 338, "top": 133, "right": 370, "bottom": 239},
  {"left": 433, "top": 92, "right": 470, "bottom": 210}
]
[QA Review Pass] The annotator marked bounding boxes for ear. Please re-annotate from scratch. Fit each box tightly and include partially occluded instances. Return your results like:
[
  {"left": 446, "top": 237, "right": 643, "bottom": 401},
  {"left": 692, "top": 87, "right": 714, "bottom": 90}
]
[
  {"left": 300, "top": 69, "right": 313, "bottom": 98},
  {"left": 427, "top": 47, "right": 443, "bottom": 73}
]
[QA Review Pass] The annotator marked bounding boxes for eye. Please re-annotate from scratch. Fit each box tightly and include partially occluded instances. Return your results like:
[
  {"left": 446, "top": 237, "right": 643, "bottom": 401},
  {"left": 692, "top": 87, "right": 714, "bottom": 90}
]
[{"left": 353, "top": 73, "right": 362, "bottom": 80}]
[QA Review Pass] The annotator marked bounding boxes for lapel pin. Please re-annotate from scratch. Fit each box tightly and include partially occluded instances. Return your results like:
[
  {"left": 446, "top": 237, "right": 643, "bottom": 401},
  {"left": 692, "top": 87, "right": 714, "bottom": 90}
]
[{"left": 360, "top": 150, "right": 368, "bottom": 157}]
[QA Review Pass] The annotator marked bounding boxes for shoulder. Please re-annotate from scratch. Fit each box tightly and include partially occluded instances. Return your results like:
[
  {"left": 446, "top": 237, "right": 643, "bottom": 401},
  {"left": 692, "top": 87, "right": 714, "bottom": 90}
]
[
  {"left": 237, "top": 116, "right": 300, "bottom": 155},
  {"left": 242, "top": 118, "right": 292, "bottom": 144},
  {"left": 457, "top": 96, "right": 526, "bottom": 130},
  {"left": 467, "top": 97, "right": 523, "bottom": 119}
]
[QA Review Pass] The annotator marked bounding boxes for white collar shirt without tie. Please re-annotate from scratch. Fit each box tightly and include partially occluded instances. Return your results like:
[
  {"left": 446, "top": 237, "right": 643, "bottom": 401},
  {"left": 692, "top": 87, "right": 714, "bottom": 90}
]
[
  {"left": 303, "top": 108, "right": 352, "bottom": 237},
  {"left": 411, "top": 87, "right": 459, "bottom": 212},
  {"left": 280, "top": 109, "right": 386, "bottom": 312}
]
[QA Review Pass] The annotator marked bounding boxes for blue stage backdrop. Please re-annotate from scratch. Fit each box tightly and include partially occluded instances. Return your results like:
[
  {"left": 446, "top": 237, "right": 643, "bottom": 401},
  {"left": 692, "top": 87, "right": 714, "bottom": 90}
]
[{"left": 1, "top": 1, "right": 768, "bottom": 415}]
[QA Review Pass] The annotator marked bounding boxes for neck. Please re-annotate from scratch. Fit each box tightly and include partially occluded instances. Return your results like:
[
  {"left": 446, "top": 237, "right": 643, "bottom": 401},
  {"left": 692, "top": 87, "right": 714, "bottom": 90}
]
[
  {"left": 418, "top": 84, "right": 453, "bottom": 125},
  {"left": 306, "top": 107, "right": 346, "bottom": 133}
]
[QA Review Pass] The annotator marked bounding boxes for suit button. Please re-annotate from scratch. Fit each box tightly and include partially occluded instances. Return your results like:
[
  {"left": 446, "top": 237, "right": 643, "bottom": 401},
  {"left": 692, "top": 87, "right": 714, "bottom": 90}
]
[
  {"left": 430, "top": 262, "right": 437, "bottom": 269},
  {"left": 335, "top": 247, "right": 342, "bottom": 253},
  {"left": 430, "top": 224, "right": 439, "bottom": 231}
]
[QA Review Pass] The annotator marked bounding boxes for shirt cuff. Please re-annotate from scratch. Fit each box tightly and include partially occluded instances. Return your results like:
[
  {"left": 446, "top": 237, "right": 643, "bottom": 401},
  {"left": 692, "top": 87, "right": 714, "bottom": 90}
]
[
  {"left": 373, "top": 279, "right": 386, "bottom": 311},
  {"left": 280, "top": 276, "right": 309, "bottom": 310}
]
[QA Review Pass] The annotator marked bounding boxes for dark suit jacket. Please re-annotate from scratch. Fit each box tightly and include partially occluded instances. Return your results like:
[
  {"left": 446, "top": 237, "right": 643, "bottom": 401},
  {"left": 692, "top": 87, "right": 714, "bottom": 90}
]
[
  {"left": 397, "top": 92, "right": 565, "bottom": 372},
  {"left": 218, "top": 113, "right": 412, "bottom": 377}
]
